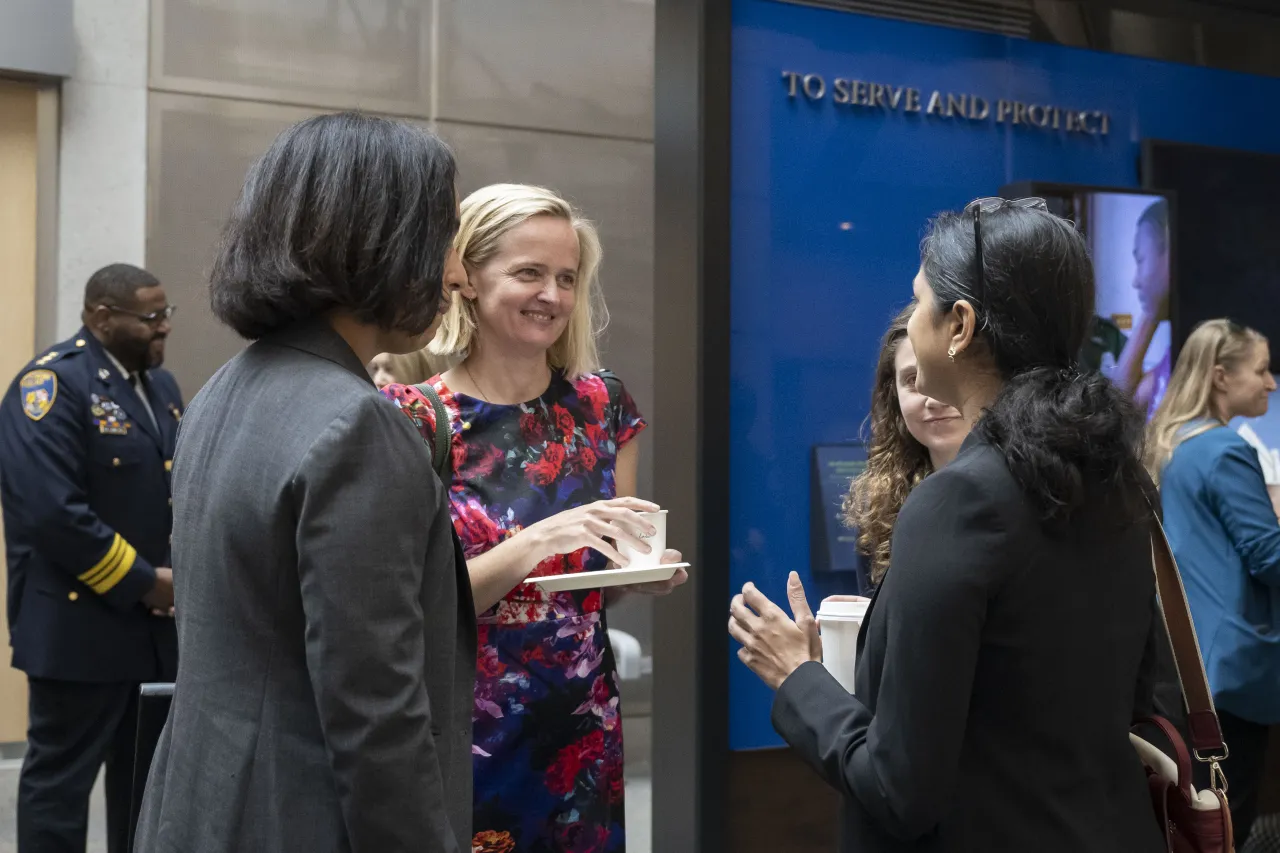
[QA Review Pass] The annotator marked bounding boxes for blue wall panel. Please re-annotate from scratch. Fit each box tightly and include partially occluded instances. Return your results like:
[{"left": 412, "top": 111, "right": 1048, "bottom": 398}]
[{"left": 729, "top": 0, "right": 1280, "bottom": 749}]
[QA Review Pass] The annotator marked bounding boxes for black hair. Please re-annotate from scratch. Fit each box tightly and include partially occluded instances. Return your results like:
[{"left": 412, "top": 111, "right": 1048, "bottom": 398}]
[
  {"left": 84, "top": 263, "right": 161, "bottom": 308},
  {"left": 920, "top": 205, "right": 1147, "bottom": 523},
  {"left": 210, "top": 111, "right": 459, "bottom": 340},
  {"left": 1137, "top": 198, "right": 1169, "bottom": 253}
]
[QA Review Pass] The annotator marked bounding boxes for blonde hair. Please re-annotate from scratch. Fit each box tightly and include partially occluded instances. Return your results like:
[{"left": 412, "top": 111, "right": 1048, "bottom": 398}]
[
  {"left": 1145, "top": 319, "right": 1266, "bottom": 480},
  {"left": 429, "top": 183, "right": 606, "bottom": 378},
  {"left": 375, "top": 347, "right": 449, "bottom": 386}
]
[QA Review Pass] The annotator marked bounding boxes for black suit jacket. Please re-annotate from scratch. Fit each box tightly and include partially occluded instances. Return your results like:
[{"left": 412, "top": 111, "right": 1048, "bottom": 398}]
[{"left": 773, "top": 433, "right": 1171, "bottom": 853}]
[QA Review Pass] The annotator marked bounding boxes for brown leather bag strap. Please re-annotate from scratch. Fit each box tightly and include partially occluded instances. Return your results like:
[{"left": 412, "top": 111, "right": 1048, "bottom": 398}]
[{"left": 1147, "top": 509, "right": 1228, "bottom": 758}]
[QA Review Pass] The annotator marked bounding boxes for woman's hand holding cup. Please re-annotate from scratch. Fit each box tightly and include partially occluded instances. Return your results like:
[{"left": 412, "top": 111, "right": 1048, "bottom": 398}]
[{"left": 523, "top": 497, "right": 660, "bottom": 568}]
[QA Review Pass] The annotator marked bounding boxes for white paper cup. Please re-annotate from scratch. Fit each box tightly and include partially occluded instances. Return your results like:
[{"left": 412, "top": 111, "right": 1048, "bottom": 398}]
[
  {"left": 817, "top": 598, "right": 870, "bottom": 694},
  {"left": 617, "top": 509, "right": 667, "bottom": 569}
]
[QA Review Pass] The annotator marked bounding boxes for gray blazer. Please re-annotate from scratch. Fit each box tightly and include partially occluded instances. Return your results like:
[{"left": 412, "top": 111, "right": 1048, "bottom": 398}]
[{"left": 134, "top": 320, "right": 476, "bottom": 853}]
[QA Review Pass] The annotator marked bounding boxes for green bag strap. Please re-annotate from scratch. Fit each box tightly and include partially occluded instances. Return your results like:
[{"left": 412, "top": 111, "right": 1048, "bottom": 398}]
[{"left": 413, "top": 382, "right": 452, "bottom": 481}]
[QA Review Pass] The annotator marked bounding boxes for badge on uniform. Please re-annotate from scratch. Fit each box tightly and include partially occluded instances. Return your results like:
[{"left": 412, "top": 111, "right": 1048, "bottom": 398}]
[
  {"left": 20, "top": 370, "right": 57, "bottom": 421},
  {"left": 169, "top": 404, "right": 182, "bottom": 422},
  {"left": 90, "top": 393, "right": 132, "bottom": 436}
]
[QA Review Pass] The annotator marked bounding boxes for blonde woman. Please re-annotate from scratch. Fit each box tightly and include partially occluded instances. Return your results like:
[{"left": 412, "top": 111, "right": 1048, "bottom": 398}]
[
  {"left": 1148, "top": 318, "right": 1280, "bottom": 844},
  {"left": 383, "top": 184, "right": 686, "bottom": 852}
]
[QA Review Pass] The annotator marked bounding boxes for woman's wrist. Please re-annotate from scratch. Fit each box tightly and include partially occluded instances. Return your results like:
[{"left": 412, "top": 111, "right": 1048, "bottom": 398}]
[{"left": 511, "top": 524, "right": 549, "bottom": 568}]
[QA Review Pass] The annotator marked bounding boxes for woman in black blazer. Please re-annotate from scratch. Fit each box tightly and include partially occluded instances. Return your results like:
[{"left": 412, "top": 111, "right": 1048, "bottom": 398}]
[{"left": 730, "top": 199, "right": 1170, "bottom": 852}]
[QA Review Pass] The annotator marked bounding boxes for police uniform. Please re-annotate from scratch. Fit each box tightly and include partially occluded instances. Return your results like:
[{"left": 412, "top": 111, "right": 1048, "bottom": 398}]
[{"left": 0, "top": 328, "right": 182, "bottom": 853}]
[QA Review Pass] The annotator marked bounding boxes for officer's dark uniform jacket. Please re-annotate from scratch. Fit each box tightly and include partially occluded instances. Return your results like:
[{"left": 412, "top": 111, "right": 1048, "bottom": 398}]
[{"left": 0, "top": 328, "right": 181, "bottom": 683}]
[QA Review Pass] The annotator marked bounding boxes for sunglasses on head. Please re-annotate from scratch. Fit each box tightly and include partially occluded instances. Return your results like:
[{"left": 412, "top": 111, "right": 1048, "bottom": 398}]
[{"left": 963, "top": 197, "right": 1048, "bottom": 309}]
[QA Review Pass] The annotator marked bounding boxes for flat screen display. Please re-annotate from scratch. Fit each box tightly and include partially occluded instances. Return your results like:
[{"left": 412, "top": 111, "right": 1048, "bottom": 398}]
[
  {"left": 810, "top": 444, "right": 868, "bottom": 582},
  {"left": 1003, "top": 184, "right": 1173, "bottom": 420}
]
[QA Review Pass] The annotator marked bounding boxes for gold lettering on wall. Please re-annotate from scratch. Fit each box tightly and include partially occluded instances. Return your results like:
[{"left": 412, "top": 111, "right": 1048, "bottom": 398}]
[{"left": 781, "top": 70, "right": 1111, "bottom": 138}]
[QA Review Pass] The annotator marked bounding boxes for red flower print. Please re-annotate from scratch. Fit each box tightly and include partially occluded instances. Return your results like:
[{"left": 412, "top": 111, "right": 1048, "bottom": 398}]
[
  {"left": 582, "top": 729, "right": 606, "bottom": 761},
  {"left": 520, "top": 644, "right": 549, "bottom": 666},
  {"left": 424, "top": 370, "right": 644, "bottom": 845},
  {"left": 554, "top": 823, "right": 611, "bottom": 853},
  {"left": 543, "top": 442, "right": 566, "bottom": 470},
  {"left": 584, "top": 422, "right": 608, "bottom": 449},
  {"left": 473, "top": 830, "right": 516, "bottom": 853},
  {"left": 477, "top": 645, "right": 505, "bottom": 678},
  {"left": 545, "top": 730, "right": 607, "bottom": 796},
  {"left": 607, "top": 767, "right": 624, "bottom": 805},
  {"left": 525, "top": 443, "right": 565, "bottom": 486},
  {"left": 455, "top": 500, "right": 502, "bottom": 548},
  {"left": 581, "top": 380, "right": 609, "bottom": 423},
  {"left": 525, "top": 459, "right": 558, "bottom": 487},
  {"left": 553, "top": 404, "right": 576, "bottom": 436},
  {"left": 519, "top": 411, "right": 545, "bottom": 444},
  {"left": 462, "top": 445, "right": 505, "bottom": 479},
  {"left": 545, "top": 746, "right": 584, "bottom": 796},
  {"left": 529, "top": 554, "right": 563, "bottom": 579}
]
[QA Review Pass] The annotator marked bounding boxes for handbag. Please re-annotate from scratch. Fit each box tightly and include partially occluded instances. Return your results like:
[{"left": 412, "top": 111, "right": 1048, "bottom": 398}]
[
  {"left": 413, "top": 381, "right": 452, "bottom": 481},
  {"left": 1131, "top": 510, "right": 1234, "bottom": 852}
]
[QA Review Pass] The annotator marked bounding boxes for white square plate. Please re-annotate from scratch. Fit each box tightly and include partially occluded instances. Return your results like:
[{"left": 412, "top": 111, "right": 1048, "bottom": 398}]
[{"left": 526, "top": 562, "right": 690, "bottom": 593}]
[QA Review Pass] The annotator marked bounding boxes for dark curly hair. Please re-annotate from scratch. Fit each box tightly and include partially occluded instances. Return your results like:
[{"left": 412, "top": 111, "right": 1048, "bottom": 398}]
[
  {"left": 920, "top": 204, "right": 1147, "bottom": 524},
  {"left": 210, "top": 111, "right": 459, "bottom": 340},
  {"left": 844, "top": 303, "right": 935, "bottom": 582}
]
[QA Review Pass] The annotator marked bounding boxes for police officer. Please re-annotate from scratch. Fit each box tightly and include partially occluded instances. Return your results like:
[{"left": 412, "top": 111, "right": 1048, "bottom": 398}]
[{"left": 0, "top": 263, "right": 183, "bottom": 853}]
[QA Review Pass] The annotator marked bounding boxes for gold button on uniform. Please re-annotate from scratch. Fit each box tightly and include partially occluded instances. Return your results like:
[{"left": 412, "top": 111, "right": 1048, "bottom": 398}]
[
  {"left": 75, "top": 339, "right": 86, "bottom": 347},
  {"left": 112, "top": 458, "right": 121, "bottom": 467},
  {"left": 68, "top": 591, "right": 79, "bottom": 601},
  {"left": 462, "top": 422, "right": 471, "bottom": 431}
]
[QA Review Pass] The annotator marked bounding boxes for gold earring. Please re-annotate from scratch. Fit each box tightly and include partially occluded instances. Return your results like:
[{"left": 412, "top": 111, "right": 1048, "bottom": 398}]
[{"left": 948, "top": 347, "right": 957, "bottom": 362}]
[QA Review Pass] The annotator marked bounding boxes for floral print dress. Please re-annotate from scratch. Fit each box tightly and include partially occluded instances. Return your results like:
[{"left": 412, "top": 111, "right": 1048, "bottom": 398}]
[{"left": 383, "top": 369, "right": 646, "bottom": 853}]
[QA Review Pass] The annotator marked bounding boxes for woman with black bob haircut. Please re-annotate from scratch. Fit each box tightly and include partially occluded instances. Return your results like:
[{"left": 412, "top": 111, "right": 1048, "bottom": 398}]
[
  {"left": 211, "top": 110, "right": 458, "bottom": 341},
  {"left": 731, "top": 199, "right": 1175, "bottom": 852},
  {"left": 135, "top": 112, "right": 477, "bottom": 853}
]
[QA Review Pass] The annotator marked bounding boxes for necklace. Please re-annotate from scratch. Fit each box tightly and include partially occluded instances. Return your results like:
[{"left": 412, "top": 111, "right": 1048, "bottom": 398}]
[{"left": 463, "top": 361, "right": 492, "bottom": 403}]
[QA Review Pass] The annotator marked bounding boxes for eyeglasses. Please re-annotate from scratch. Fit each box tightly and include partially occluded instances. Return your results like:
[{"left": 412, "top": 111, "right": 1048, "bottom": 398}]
[
  {"left": 101, "top": 304, "right": 177, "bottom": 324},
  {"left": 963, "top": 197, "right": 1048, "bottom": 309}
]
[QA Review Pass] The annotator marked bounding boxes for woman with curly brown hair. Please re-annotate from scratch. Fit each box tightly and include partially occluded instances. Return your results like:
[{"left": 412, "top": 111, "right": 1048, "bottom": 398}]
[{"left": 846, "top": 302, "right": 967, "bottom": 584}]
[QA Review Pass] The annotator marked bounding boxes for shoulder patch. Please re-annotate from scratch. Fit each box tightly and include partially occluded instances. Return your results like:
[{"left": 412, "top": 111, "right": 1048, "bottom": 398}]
[{"left": 20, "top": 370, "right": 58, "bottom": 421}]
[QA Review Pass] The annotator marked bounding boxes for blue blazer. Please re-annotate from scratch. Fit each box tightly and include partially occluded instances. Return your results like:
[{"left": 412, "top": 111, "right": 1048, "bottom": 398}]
[{"left": 1161, "top": 424, "right": 1280, "bottom": 724}]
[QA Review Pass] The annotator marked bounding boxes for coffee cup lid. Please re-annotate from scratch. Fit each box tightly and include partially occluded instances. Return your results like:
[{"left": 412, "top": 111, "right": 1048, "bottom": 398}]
[{"left": 817, "top": 599, "right": 870, "bottom": 618}]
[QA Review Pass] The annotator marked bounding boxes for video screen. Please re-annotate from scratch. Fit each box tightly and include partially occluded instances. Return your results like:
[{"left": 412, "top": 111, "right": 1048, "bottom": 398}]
[{"left": 1037, "top": 191, "right": 1173, "bottom": 421}]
